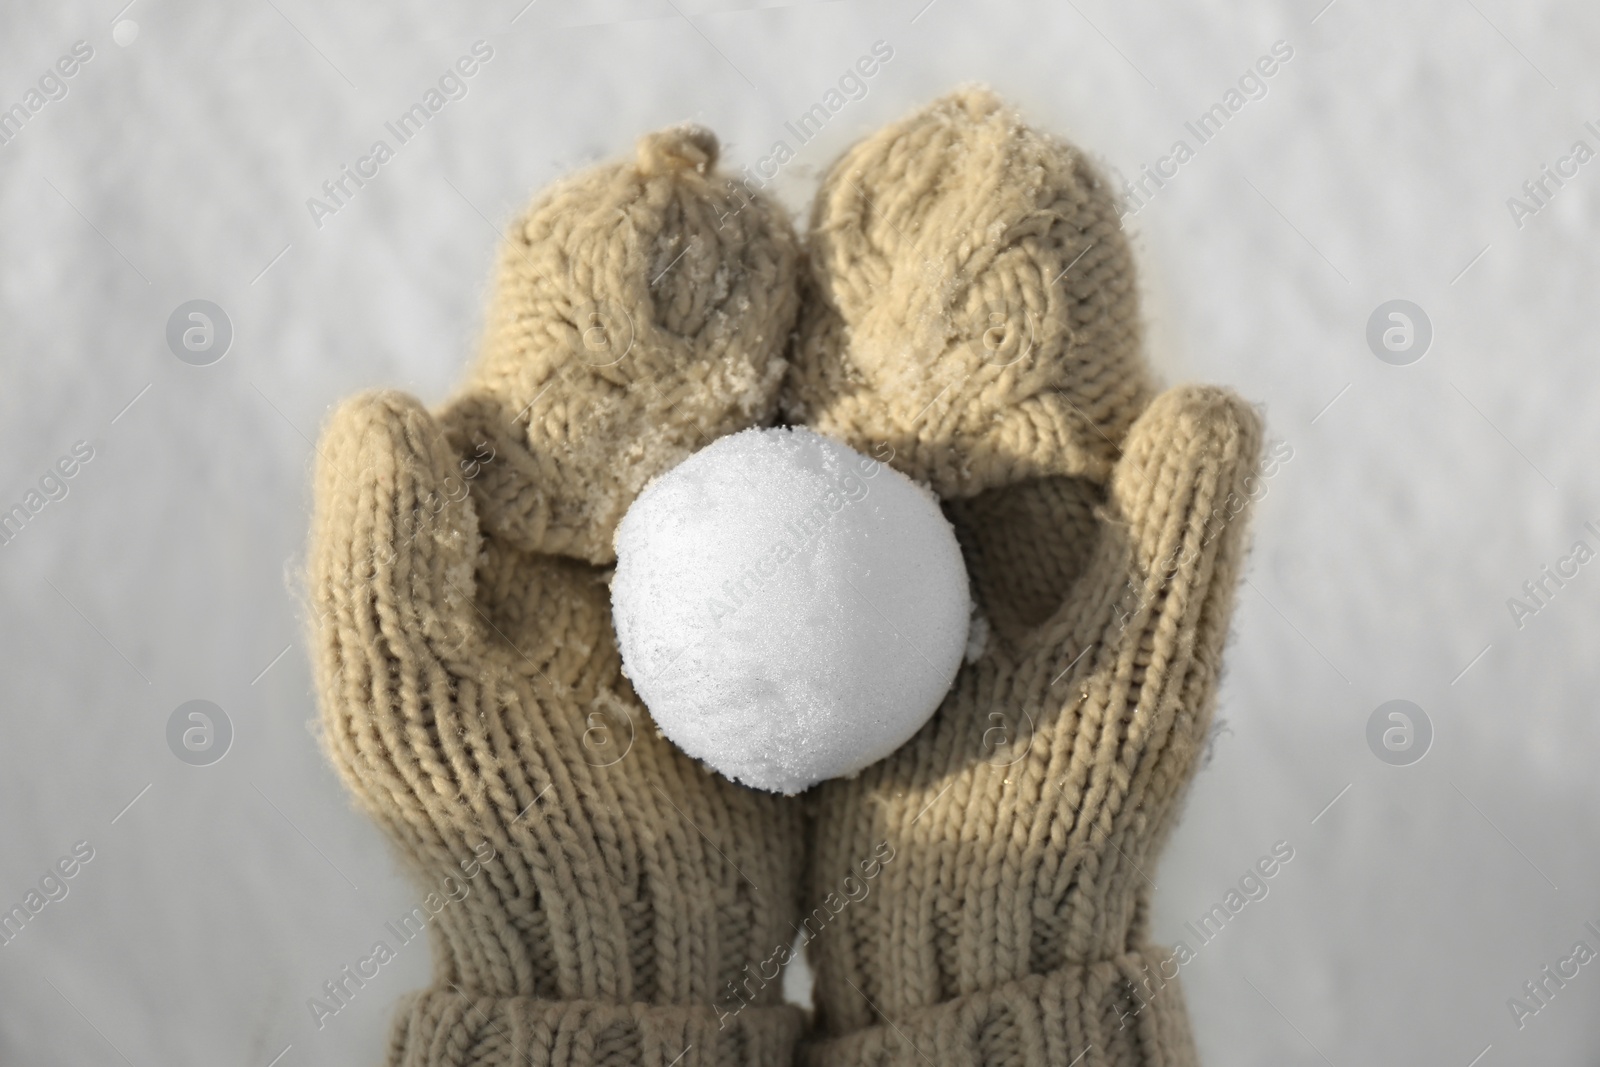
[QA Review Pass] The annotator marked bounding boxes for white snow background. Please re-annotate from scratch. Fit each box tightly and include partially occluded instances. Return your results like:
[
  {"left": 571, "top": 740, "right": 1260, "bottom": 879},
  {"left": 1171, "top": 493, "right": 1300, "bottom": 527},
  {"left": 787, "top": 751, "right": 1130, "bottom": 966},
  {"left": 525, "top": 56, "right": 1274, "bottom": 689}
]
[{"left": 2, "top": 0, "right": 1598, "bottom": 1063}]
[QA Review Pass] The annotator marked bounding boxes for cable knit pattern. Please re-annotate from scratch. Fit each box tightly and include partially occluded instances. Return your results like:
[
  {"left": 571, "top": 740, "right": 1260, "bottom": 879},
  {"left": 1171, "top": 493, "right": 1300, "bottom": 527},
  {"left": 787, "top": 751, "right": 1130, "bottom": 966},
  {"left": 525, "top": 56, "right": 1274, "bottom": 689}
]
[
  {"left": 781, "top": 87, "right": 1155, "bottom": 497},
  {"left": 307, "top": 126, "right": 805, "bottom": 1067},
  {"left": 786, "top": 88, "right": 1263, "bottom": 1067},
  {"left": 448, "top": 124, "right": 798, "bottom": 566}
]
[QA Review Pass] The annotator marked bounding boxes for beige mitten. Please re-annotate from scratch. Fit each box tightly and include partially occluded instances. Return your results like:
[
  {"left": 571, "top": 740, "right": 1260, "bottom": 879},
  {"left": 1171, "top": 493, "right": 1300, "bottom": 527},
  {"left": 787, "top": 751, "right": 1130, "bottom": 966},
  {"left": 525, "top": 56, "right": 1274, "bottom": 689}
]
[
  {"left": 308, "top": 126, "right": 806, "bottom": 1066},
  {"left": 784, "top": 88, "right": 1263, "bottom": 1067}
]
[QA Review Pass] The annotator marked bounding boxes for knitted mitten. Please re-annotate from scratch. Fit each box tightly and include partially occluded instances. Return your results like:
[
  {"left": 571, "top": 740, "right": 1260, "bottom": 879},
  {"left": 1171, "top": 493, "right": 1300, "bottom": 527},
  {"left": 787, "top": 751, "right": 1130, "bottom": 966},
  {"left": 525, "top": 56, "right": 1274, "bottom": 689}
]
[
  {"left": 782, "top": 89, "right": 1263, "bottom": 1067},
  {"left": 308, "top": 126, "right": 805, "bottom": 1067}
]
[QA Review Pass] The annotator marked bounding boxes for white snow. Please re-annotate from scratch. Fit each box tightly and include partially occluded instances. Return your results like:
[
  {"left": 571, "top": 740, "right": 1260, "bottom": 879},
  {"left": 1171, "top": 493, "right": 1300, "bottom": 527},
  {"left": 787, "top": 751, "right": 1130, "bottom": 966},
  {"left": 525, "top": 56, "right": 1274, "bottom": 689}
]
[
  {"left": 7, "top": 4, "right": 1600, "bottom": 1063},
  {"left": 611, "top": 427, "right": 970, "bottom": 794}
]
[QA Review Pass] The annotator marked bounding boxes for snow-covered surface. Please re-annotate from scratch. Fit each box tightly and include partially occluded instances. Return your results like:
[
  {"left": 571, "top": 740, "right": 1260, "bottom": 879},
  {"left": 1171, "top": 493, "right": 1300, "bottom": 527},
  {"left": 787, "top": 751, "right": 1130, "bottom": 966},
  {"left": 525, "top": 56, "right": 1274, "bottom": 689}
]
[
  {"left": 612, "top": 426, "right": 970, "bottom": 795},
  {"left": 2, "top": 0, "right": 1598, "bottom": 1063}
]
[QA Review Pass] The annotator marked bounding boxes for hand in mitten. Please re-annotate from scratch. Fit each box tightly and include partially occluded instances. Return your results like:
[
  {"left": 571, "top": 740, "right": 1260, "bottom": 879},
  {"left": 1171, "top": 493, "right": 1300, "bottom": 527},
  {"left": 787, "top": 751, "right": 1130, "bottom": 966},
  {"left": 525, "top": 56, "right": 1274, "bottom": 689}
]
[
  {"left": 783, "top": 89, "right": 1264, "bottom": 1067},
  {"left": 308, "top": 127, "right": 806, "bottom": 1067}
]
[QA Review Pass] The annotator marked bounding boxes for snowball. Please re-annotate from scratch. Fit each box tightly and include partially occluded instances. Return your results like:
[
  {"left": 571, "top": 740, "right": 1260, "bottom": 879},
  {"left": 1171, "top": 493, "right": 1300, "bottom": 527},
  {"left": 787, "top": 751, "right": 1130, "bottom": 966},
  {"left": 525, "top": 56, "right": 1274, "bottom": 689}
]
[{"left": 611, "top": 426, "right": 970, "bottom": 794}]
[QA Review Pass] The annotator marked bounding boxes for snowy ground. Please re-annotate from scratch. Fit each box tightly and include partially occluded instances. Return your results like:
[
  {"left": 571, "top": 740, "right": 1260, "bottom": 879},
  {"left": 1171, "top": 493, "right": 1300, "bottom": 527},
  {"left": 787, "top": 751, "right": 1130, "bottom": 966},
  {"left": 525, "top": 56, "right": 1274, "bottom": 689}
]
[{"left": 2, "top": 1, "right": 1599, "bottom": 1063}]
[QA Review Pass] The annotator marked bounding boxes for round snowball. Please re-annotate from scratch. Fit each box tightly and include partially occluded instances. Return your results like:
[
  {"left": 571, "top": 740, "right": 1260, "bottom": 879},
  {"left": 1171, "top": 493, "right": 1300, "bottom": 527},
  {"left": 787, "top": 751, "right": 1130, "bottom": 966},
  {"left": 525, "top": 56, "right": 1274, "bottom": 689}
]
[{"left": 611, "top": 427, "right": 970, "bottom": 794}]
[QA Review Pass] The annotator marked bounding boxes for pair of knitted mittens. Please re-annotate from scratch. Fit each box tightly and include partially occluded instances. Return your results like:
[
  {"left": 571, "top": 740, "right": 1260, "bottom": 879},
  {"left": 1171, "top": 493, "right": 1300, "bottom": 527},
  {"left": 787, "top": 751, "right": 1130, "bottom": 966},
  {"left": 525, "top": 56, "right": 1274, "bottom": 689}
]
[{"left": 308, "top": 88, "right": 1261, "bottom": 1067}]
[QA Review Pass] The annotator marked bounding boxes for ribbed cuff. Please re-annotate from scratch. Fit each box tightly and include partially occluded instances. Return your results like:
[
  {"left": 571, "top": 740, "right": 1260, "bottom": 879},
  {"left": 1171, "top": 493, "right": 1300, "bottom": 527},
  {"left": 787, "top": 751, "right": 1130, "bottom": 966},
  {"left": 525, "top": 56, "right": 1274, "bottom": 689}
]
[
  {"left": 801, "top": 950, "right": 1197, "bottom": 1067},
  {"left": 388, "top": 989, "right": 806, "bottom": 1067}
]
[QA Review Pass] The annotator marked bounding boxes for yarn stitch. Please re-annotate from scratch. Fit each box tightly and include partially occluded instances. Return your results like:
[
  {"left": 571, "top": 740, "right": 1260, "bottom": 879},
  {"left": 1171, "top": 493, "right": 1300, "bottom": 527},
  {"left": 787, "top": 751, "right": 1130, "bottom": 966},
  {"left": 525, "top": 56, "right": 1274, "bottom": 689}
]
[
  {"left": 309, "top": 125, "right": 807, "bottom": 1067},
  {"left": 308, "top": 88, "right": 1261, "bottom": 1067},
  {"left": 784, "top": 87, "right": 1262, "bottom": 1067}
]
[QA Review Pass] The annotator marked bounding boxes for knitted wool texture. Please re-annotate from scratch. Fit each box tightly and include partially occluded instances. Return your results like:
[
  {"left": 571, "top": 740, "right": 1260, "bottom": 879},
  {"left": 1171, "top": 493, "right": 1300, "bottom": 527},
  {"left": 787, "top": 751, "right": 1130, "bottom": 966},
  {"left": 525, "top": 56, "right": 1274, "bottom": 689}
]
[
  {"left": 783, "top": 89, "right": 1263, "bottom": 1067},
  {"left": 308, "top": 127, "right": 807, "bottom": 1067}
]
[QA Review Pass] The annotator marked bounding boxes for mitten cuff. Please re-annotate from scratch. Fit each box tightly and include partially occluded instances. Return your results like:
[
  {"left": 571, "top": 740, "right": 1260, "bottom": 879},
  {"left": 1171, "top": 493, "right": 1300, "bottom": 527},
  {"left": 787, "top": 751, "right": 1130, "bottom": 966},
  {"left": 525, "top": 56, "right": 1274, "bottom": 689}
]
[
  {"left": 801, "top": 948, "right": 1196, "bottom": 1067},
  {"left": 389, "top": 988, "right": 806, "bottom": 1067}
]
